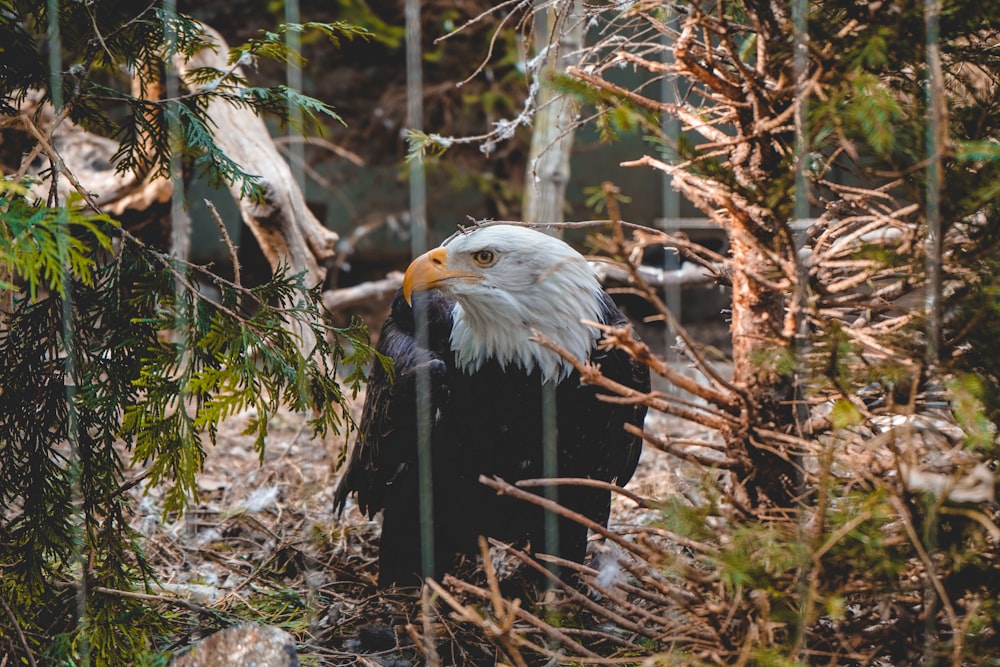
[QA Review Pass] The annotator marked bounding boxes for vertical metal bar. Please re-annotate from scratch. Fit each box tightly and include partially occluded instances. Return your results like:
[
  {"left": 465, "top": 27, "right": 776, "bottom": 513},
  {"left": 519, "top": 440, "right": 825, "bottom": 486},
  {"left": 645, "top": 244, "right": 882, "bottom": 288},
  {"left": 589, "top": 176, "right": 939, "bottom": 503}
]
[
  {"left": 285, "top": 0, "right": 305, "bottom": 192},
  {"left": 790, "top": 0, "right": 813, "bottom": 660},
  {"left": 47, "top": 0, "right": 62, "bottom": 113},
  {"left": 660, "top": 10, "right": 681, "bottom": 368},
  {"left": 163, "top": 0, "right": 186, "bottom": 268},
  {"left": 791, "top": 0, "right": 811, "bottom": 421},
  {"left": 162, "top": 0, "right": 196, "bottom": 570},
  {"left": 924, "top": 0, "right": 942, "bottom": 368},
  {"left": 406, "top": 0, "right": 427, "bottom": 256},
  {"left": 405, "top": 0, "right": 434, "bottom": 580},
  {"left": 532, "top": 0, "right": 567, "bottom": 584},
  {"left": 922, "top": 1, "right": 943, "bottom": 660},
  {"left": 47, "top": 0, "right": 88, "bottom": 661},
  {"left": 541, "top": 380, "right": 559, "bottom": 579},
  {"left": 792, "top": 0, "right": 810, "bottom": 225}
]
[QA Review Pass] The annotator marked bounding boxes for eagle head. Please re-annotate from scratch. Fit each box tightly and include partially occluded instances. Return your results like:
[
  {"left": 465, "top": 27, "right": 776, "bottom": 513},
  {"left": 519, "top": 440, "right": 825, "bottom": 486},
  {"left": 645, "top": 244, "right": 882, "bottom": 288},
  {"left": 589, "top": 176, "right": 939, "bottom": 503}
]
[{"left": 402, "top": 225, "right": 605, "bottom": 382}]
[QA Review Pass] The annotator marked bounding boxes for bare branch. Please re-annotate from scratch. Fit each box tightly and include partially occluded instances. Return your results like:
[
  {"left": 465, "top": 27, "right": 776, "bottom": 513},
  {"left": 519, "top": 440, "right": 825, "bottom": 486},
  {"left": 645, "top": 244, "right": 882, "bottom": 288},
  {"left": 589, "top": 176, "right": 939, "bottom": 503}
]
[
  {"left": 322, "top": 273, "right": 404, "bottom": 312},
  {"left": 530, "top": 330, "right": 737, "bottom": 431},
  {"left": 205, "top": 199, "right": 241, "bottom": 289},
  {"left": 478, "top": 475, "right": 658, "bottom": 561},
  {"left": 441, "top": 575, "right": 603, "bottom": 660},
  {"left": 514, "top": 476, "right": 656, "bottom": 509},
  {"left": 625, "top": 423, "right": 741, "bottom": 470}
]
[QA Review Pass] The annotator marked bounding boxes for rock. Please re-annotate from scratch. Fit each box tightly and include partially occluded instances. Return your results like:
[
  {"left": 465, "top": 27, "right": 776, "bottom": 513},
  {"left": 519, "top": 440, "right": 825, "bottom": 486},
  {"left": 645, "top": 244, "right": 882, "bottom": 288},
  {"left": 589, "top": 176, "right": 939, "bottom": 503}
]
[{"left": 171, "top": 623, "right": 298, "bottom": 667}]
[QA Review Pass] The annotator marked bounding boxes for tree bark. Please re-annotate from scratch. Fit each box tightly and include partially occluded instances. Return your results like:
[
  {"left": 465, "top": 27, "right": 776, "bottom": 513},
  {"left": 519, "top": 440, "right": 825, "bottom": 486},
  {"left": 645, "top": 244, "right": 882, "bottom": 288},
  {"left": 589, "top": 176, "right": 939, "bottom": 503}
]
[
  {"left": 174, "top": 25, "right": 338, "bottom": 289},
  {"left": 727, "top": 232, "right": 800, "bottom": 509},
  {"left": 523, "top": 1, "right": 584, "bottom": 225}
]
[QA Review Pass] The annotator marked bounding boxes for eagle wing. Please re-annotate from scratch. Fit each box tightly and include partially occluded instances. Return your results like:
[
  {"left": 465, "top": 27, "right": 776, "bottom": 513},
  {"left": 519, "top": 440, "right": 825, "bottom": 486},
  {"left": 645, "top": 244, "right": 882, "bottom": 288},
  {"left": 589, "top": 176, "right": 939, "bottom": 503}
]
[
  {"left": 591, "top": 290, "right": 650, "bottom": 487},
  {"left": 333, "top": 290, "right": 454, "bottom": 516}
]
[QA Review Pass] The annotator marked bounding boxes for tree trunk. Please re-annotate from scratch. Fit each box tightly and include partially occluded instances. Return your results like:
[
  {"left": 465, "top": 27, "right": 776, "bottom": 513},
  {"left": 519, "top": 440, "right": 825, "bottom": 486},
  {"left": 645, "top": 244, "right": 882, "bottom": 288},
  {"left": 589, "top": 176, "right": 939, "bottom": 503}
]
[
  {"left": 565, "top": 3, "right": 807, "bottom": 510},
  {"left": 523, "top": 1, "right": 584, "bottom": 225},
  {"left": 728, "top": 231, "right": 800, "bottom": 509}
]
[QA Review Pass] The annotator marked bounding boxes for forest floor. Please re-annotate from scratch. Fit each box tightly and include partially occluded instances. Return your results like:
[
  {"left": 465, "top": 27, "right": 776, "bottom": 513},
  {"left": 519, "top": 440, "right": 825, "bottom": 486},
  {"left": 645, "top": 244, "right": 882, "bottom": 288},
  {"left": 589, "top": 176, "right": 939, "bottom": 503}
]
[{"left": 130, "top": 385, "right": 710, "bottom": 664}]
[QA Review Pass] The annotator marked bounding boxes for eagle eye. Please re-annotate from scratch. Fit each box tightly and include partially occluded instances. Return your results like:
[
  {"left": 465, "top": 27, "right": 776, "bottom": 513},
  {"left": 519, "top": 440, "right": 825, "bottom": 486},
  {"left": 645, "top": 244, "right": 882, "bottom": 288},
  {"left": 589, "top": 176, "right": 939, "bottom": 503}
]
[{"left": 471, "top": 249, "right": 496, "bottom": 267}]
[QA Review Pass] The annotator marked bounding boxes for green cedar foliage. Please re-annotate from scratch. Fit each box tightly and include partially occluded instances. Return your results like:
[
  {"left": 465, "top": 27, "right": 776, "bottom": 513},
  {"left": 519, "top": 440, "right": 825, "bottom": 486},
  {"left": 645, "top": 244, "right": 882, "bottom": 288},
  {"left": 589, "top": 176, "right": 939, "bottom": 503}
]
[
  {"left": 0, "top": 3, "right": 375, "bottom": 663},
  {"left": 0, "top": 187, "right": 378, "bottom": 663},
  {"left": 0, "top": 183, "right": 116, "bottom": 298},
  {"left": 1, "top": 2, "right": 366, "bottom": 201}
]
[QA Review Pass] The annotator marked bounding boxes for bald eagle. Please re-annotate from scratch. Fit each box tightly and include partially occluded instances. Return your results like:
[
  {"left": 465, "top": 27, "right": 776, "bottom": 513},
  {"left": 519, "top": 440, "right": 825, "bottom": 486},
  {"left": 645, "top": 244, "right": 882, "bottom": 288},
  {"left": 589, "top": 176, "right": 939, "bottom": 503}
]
[{"left": 334, "top": 225, "right": 650, "bottom": 587}]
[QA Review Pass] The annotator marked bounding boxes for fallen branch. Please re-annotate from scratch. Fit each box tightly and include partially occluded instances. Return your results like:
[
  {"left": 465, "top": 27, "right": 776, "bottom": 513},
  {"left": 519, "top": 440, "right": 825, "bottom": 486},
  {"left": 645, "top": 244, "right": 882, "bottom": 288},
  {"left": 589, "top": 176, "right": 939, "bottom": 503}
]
[
  {"left": 322, "top": 273, "right": 403, "bottom": 312},
  {"left": 175, "top": 24, "right": 338, "bottom": 288},
  {"left": 514, "top": 477, "right": 656, "bottom": 509},
  {"left": 478, "top": 475, "right": 657, "bottom": 561}
]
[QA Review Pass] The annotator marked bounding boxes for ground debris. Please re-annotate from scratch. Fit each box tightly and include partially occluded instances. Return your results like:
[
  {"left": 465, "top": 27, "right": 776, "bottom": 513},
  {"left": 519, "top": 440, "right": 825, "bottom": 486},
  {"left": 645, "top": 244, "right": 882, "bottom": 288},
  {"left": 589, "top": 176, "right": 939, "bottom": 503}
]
[{"left": 131, "top": 392, "right": 998, "bottom": 665}]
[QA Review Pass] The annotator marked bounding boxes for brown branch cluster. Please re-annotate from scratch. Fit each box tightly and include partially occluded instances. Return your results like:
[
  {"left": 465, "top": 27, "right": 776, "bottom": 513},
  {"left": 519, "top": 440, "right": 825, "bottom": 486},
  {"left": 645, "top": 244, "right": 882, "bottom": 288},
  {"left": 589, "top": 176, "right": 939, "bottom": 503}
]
[
  {"left": 408, "top": 478, "right": 729, "bottom": 663},
  {"left": 364, "top": 4, "right": 1000, "bottom": 664},
  {"left": 404, "top": 436, "right": 995, "bottom": 665},
  {"left": 564, "top": 8, "right": 811, "bottom": 490}
]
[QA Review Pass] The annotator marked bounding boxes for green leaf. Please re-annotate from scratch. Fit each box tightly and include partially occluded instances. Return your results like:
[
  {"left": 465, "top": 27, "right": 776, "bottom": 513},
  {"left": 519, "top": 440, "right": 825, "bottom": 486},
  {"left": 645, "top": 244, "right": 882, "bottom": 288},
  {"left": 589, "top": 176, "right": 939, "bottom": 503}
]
[{"left": 829, "top": 398, "right": 863, "bottom": 429}]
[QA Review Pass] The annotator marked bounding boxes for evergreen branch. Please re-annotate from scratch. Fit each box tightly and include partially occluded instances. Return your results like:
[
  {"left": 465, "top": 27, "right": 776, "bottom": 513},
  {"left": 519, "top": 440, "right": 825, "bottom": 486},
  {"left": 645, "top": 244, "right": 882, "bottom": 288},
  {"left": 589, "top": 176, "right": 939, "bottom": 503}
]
[
  {"left": 100, "top": 80, "right": 340, "bottom": 198},
  {"left": 0, "top": 591, "right": 38, "bottom": 667},
  {"left": 230, "top": 22, "right": 371, "bottom": 67},
  {"left": 92, "top": 586, "right": 217, "bottom": 619},
  {"left": 18, "top": 111, "right": 104, "bottom": 209},
  {"left": 0, "top": 7, "right": 377, "bottom": 664},
  {"left": 0, "top": 188, "right": 117, "bottom": 299},
  {"left": 211, "top": 85, "right": 345, "bottom": 132}
]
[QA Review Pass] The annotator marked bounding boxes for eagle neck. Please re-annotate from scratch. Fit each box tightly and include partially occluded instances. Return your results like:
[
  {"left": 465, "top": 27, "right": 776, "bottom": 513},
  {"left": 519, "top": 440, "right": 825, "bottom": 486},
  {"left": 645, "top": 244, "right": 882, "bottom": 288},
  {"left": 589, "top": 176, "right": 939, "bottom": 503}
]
[{"left": 449, "top": 284, "right": 604, "bottom": 384}]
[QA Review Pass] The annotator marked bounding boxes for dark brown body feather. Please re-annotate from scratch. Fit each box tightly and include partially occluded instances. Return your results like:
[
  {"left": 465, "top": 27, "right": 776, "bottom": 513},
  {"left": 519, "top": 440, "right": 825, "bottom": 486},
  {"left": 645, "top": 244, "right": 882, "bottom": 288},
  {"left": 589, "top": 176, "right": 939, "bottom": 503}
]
[{"left": 334, "top": 289, "right": 649, "bottom": 587}]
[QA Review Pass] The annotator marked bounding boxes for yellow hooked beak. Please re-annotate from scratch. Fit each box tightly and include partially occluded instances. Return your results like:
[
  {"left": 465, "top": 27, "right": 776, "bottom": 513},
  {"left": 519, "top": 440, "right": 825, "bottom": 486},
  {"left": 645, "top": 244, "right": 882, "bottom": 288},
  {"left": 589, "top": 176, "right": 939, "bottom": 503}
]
[{"left": 402, "top": 247, "right": 479, "bottom": 305}]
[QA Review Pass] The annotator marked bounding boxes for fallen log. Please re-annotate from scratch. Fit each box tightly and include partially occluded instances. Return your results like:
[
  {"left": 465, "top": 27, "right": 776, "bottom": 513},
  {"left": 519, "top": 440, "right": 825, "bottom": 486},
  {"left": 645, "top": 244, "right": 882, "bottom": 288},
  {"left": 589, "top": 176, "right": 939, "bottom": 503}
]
[{"left": 175, "top": 24, "right": 338, "bottom": 289}]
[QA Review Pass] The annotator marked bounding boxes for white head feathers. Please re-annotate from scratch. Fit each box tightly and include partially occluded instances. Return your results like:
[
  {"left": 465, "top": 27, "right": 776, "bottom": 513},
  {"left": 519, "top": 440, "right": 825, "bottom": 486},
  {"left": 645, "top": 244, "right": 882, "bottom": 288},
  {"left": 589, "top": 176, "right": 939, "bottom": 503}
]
[{"left": 404, "top": 225, "right": 604, "bottom": 383}]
